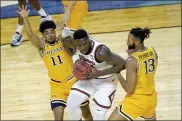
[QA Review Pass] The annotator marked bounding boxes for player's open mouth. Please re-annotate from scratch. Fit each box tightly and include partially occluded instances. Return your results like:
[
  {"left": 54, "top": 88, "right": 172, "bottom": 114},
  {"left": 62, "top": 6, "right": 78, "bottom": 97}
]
[{"left": 82, "top": 50, "right": 87, "bottom": 53}]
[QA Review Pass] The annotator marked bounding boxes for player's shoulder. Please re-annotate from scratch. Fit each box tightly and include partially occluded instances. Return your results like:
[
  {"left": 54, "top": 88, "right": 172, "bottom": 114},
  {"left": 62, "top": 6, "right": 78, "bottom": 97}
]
[
  {"left": 126, "top": 56, "right": 138, "bottom": 66},
  {"left": 149, "top": 46, "right": 158, "bottom": 60},
  {"left": 149, "top": 46, "right": 157, "bottom": 54},
  {"left": 96, "top": 45, "right": 111, "bottom": 56},
  {"left": 89, "top": 36, "right": 110, "bottom": 55}
]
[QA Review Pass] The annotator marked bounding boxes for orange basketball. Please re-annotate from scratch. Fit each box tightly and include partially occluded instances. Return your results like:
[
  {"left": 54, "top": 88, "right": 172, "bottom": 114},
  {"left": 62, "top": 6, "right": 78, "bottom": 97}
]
[{"left": 73, "top": 60, "right": 92, "bottom": 80}]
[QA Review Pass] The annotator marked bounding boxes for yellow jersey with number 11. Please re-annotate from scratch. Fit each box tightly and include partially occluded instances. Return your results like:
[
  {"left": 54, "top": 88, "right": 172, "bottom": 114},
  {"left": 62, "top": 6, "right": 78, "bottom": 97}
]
[{"left": 42, "top": 41, "right": 74, "bottom": 82}]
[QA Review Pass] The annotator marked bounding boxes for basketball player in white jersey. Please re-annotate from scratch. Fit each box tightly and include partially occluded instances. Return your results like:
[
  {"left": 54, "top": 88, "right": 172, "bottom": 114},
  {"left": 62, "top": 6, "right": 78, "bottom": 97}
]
[{"left": 66, "top": 29, "right": 126, "bottom": 120}]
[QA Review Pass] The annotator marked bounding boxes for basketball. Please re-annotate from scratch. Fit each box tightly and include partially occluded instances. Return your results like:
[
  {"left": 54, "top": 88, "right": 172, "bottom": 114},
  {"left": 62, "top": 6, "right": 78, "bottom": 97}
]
[{"left": 73, "top": 60, "right": 93, "bottom": 80}]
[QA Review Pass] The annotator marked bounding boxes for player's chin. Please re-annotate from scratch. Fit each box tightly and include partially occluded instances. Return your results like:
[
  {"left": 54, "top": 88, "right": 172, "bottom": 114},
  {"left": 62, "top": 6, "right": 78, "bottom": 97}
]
[
  {"left": 81, "top": 52, "right": 87, "bottom": 54},
  {"left": 48, "top": 40, "right": 56, "bottom": 44},
  {"left": 81, "top": 49, "right": 88, "bottom": 54}
]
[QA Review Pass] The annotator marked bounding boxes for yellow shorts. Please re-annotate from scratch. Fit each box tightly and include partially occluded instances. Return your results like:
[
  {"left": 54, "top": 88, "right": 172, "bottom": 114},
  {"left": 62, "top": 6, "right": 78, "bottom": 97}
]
[
  {"left": 64, "top": 1, "right": 88, "bottom": 29},
  {"left": 117, "top": 91, "right": 157, "bottom": 120},
  {"left": 49, "top": 76, "right": 76, "bottom": 109}
]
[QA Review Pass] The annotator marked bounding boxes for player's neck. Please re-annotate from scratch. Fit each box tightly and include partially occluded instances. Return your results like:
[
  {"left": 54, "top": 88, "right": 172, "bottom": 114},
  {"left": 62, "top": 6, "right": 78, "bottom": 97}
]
[
  {"left": 47, "top": 39, "right": 58, "bottom": 46},
  {"left": 135, "top": 45, "right": 146, "bottom": 52}
]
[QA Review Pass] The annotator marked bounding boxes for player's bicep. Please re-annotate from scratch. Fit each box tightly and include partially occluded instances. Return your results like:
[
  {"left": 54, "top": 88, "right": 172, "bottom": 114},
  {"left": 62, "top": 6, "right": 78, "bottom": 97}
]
[
  {"left": 62, "top": 37, "right": 76, "bottom": 56},
  {"left": 96, "top": 46, "right": 125, "bottom": 71},
  {"left": 125, "top": 57, "right": 137, "bottom": 94},
  {"left": 97, "top": 46, "right": 121, "bottom": 65}
]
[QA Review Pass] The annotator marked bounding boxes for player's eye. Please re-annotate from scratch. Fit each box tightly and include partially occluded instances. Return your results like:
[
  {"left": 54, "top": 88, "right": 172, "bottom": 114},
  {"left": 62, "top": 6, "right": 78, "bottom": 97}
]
[
  {"left": 51, "top": 30, "right": 55, "bottom": 34},
  {"left": 44, "top": 32, "right": 49, "bottom": 35}
]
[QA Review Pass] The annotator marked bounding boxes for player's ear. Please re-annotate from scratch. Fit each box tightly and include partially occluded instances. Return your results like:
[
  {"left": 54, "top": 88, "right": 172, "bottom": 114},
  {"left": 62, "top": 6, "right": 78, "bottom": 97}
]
[{"left": 88, "top": 40, "right": 92, "bottom": 44}]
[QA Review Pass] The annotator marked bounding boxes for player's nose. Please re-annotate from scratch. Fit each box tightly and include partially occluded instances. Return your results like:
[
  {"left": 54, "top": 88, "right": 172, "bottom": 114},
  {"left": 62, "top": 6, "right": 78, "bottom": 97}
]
[{"left": 81, "top": 45, "right": 85, "bottom": 50}]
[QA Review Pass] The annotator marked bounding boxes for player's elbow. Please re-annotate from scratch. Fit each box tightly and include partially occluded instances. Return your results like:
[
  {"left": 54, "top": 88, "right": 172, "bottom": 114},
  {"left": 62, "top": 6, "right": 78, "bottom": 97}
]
[
  {"left": 28, "top": 32, "right": 35, "bottom": 39},
  {"left": 126, "top": 87, "right": 135, "bottom": 94},
  {"left": 116, "top": 62, "right": 125, "bottom": 73},
  {"left": 126, "top": 89, "right": 135, "bottom": 94},
  {"left": 118, "top": 59, "right": 126, "bottom": 72},
  {"left": 114, "top": 65, "right": 123, "bottom": 73}
]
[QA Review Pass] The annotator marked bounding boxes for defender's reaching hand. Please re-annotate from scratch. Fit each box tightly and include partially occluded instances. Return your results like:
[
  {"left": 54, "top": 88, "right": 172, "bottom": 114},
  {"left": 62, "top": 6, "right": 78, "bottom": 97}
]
[{"left": 17, "top": 5, "right": 30, "bottom": 18}]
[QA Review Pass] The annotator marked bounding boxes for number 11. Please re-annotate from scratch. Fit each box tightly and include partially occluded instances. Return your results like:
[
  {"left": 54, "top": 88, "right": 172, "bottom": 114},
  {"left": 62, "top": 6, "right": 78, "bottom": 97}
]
[{"left": 51, "top": 55, "right": 63, "bottom": 66}]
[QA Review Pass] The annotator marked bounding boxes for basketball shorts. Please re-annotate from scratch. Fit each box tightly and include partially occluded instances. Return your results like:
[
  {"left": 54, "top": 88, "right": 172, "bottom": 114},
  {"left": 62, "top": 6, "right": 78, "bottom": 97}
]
[
  {"left": 70, "top": 75, "right": 117, "bottom": 109},
  {"left": 117, "top": 91, "right": 158, "bottom": 120},
  {"left": 49, "top": 76, "right": 89, "bottom": 110},
  {"left": 64, "top": 1, "right": 88, "bottom": 29}
]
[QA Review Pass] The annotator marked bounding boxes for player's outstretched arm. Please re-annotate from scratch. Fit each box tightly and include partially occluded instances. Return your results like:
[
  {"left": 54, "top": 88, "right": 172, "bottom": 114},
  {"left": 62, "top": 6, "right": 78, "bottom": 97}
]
[
  {"left": 17, "top": 5, "right": 42, "bottom": 49},
  {"left": 62, "top": 0, "right": 76, "bottom": 25},
  {"left": 56, "top": 21, "right": 76, "bottom": 56}
]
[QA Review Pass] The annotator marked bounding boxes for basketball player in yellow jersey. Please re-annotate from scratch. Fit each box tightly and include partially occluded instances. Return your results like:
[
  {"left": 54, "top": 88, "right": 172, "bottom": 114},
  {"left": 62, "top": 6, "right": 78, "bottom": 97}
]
[
  {"left": 18, "top": 5, "right": 92, "bottom": 120},
  {"left": 108, "top": 27, "right": 158, "bottom": 121},
  {"left": 61, "top": 0, "right": 88, "bottom": 29}
]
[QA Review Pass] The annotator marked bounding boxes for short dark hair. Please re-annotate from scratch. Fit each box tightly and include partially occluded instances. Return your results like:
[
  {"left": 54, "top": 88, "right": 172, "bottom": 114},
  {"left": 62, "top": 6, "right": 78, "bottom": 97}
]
[
  {"left": 73, "top": 29, "right": 88, "bottom": 40},
  {"left": 130, "top": 27, "right": 151, "bottom": 43},
  {"left": 39, "top": 20, "right": 56, "bottom": 33}
]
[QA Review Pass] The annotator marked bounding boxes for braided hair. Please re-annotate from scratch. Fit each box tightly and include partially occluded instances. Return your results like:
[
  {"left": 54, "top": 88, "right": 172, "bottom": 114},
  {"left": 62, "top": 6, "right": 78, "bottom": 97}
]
[{"left": 130, "top": 27, "right": 151, "bottom": 43}]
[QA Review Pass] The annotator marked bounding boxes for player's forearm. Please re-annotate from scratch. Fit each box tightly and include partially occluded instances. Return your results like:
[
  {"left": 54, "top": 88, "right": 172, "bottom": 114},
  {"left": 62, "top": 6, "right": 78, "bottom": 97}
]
[
  {"left": 117, "top": 73, "right": 134, "bottom": 94},
  {"left": 117, "top": 73, "right": 127, "bottom": 91},
  {"left": 63, "top": 1, "right": 74, "bottom": 19},
  {"left": 67, "top": 1, "right": 75, "bottom": 10},
  {"left": 23, "top": 17, "right": 34, "bottom": 37},
  {"left": 23, "top": 17, "right": 42, "bottom": 48},
  {"left": 97, "top": 65, "right": 122, "bottom": 77}
]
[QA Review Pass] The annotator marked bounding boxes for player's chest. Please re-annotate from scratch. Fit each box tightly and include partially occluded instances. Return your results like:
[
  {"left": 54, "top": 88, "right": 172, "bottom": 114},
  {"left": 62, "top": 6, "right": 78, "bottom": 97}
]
[
  {"left": 79, "top": 54, "right": 97, "bottom": 66},
  {"left": 44, "top": 46, "right": 64, "bottom": 55},
  {"left": 43, "top": 46, "right": 70, "bottom": 62}
]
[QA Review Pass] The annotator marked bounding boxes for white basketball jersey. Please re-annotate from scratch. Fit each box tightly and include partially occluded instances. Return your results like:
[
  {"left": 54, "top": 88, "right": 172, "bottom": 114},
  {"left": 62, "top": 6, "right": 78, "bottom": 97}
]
[{"left": 76, "top": 38, "right": 115, "bottom": 79}]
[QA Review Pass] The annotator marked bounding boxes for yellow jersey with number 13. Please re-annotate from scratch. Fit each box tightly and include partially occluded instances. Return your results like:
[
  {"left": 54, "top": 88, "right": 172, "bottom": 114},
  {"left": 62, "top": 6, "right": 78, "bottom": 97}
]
[
  {"left": 131, "top": 47, "right": 158, "bottom": 95},
  {"left": 42, "top": 41, "right": 74, "bottom": 82}
]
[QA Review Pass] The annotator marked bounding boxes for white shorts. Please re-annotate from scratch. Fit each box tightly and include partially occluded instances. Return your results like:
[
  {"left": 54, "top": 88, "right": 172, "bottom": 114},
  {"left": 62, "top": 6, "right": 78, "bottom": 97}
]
[{"left": 71, "top": 75, "right": 117, "bottom": 109}]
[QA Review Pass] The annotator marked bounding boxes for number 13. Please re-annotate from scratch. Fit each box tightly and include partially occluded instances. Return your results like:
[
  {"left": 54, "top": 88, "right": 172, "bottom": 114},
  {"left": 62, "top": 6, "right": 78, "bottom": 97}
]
[{"left": 143, "top": 58, "right": 155, "bottom": 74}]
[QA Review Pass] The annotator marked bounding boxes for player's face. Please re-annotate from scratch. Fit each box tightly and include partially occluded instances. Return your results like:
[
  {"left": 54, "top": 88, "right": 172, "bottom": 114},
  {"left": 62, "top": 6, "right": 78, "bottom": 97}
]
[
  {"left": 75, "top": 38, "right": 91, "bottom": 54},
  {"left": 43, "top": 28, "right": 57, "bottom": 43},
  {"left": 127, "top": 34, "right": 137, "bottom": 50}
]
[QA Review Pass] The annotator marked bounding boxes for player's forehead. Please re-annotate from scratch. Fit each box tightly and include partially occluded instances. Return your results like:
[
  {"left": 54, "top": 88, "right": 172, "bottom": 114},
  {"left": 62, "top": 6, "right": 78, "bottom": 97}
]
[
  {"left": 128, "top": 33, "right": 132, "bottom": 38},
  {"left": 76, "top": 37, "right": 89, "bottom": 44},
  {"left": 44, "top": 28, "right": 55, "bottom": 33}
]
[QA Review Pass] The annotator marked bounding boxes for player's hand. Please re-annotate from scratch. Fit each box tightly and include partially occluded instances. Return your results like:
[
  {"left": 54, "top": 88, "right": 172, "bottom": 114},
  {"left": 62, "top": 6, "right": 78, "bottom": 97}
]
[
  {"left": 63, "top": 9, "right": 71, "bottom": 24},
  {"left": 17, "top": 5, "right": 30, "bottom": 18},
  {"left": 56, "top": 20, "right": 65, "bottom": 30},
  {"left": 83, "top": 67, "right": 101, "bottom": 80}
]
